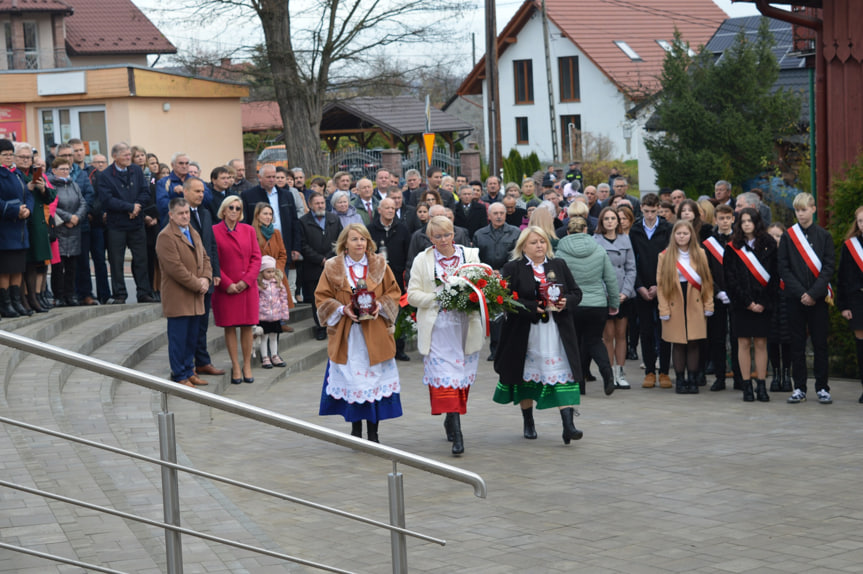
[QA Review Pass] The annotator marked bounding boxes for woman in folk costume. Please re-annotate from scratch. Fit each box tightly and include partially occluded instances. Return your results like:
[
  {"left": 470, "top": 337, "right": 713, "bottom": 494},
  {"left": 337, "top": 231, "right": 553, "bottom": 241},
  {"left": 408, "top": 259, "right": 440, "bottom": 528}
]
[
  {"left": 407, "top": 216, "right": 483, "bottom": 456},
  {"left": 493, "top": 226, "right": 586, "bottom": 445},
  {"left": 657, "top": 220, "right": 714, "bottom": 395},
  {"left": 316, "top": 223, "right": 402, "bottom": 443},
  {"left": 724, "top": 207, "right": 778, "bottom": 402},
  {"left": 838, "top": 206, "right": 863, "bottom": 403}
]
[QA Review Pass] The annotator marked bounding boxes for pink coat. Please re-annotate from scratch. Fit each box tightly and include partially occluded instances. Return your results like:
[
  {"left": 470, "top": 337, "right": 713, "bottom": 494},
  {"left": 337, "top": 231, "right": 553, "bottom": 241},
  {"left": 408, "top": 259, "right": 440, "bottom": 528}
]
[
  {"left": 259, "top": 278, "right": 290, "bottom": 322},
  {"left": 212, "top": 221, "right": 262, "bottom": 327}
]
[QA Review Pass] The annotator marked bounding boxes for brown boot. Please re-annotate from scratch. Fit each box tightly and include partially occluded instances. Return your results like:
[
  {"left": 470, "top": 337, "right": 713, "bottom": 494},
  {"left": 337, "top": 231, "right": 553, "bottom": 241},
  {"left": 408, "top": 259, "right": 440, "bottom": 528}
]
[
  {"left": 642, "top": 373, "right": 657, "bottom": 388},
  {"left": 659, "top": 373, "right": 673, "bottom": 388}
]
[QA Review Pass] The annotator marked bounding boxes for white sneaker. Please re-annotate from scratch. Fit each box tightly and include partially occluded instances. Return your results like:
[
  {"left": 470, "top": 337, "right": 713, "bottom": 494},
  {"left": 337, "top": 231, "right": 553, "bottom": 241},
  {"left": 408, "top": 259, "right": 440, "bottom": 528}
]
[
  {"left": 787, "top": 389, "right": 806, "bottom": 404},
  {"left": 816, "top": 389, "right": 832, "bottom": 404},
  {"left": 615, "top": 365, "right": 631, "bottom": 389}
]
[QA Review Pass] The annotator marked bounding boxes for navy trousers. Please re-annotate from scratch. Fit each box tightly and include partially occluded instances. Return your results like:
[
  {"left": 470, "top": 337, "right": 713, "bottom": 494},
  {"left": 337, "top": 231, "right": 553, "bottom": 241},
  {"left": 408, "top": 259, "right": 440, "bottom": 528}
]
[{"left": 168, "top": 315, "right": 201, "bottom": 381}]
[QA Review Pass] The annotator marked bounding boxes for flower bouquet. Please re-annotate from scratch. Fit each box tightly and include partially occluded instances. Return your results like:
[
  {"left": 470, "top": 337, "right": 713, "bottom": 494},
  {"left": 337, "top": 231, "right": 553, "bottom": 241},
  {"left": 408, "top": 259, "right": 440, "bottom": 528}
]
[
  {"left": 394, "top": 293, "right": 418, "bottom": 340},
  {"left": 436, "top": 263, "right": 525, "bottom": 331}
]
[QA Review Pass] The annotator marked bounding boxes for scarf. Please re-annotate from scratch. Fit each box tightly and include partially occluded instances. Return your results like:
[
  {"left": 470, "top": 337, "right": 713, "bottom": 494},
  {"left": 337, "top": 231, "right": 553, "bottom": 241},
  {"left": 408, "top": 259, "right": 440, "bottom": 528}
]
[{"left": 260, "top": 222, "right": 275, "bottom": 240}]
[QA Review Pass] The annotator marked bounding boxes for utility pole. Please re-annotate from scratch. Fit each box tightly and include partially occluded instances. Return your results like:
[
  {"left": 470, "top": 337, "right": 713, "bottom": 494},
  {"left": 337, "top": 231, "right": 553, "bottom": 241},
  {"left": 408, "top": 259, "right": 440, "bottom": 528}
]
[
  {"left": 542, "top": 0, "right": 559, "bottom": 162},
  {"left": 484, "top": 0, "right": 501, "bottom": 177}
]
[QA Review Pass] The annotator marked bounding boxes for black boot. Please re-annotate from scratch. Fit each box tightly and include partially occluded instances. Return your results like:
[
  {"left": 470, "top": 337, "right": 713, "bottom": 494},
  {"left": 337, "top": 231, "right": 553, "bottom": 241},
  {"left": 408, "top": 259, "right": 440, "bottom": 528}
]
[
  {"left": 38, "top": 291, "right": 53, "bottom": 310},
  {"left": 769, "top": 366, "right": 781, "bottom": 392},
  {"left": 443, "top": 412, "right": 455, "bottom": 442},
  {"left": 559, "top": 407, "right": 583, "bottom": 444},
  {"left": 675, "top": 372, "right": 687, "bottom": 394},
  {"left": 780, "top": 368, "right": 792, "bottom": 392},
  {"left": 710, "top": 379, "right": 726, "bottom": 391},
  {"left": 366, "top": 421, "right": 379, "bottom": 443},
  {"left": 350, "top": 421, "right": 362, "bottom": 438},
  {"left": 450, "top": 413, "right": 464, "bottom": 455},
  {"left": 688, "top": 372, "right": 700, "bottom": 394},
  {"left": 742, "top": 379, "right": 755, "bottom": 402},
  {"left": 755, "top": 379, "right": 770, "bottom": 402},
  {"left": 9, "top": 286, "right": 32, "bottom": 316},
  {"left": 0, "top": 288, "right": 19, "bottom": 318},
  {"left": 601, "top": 365, "right": 615, "bottom": 396},
  {"left": 26, "top": 291, "right": 47, "bottom": 313},
  {"left": 521, "top": 407, "right": 537, "bottom": 439}
]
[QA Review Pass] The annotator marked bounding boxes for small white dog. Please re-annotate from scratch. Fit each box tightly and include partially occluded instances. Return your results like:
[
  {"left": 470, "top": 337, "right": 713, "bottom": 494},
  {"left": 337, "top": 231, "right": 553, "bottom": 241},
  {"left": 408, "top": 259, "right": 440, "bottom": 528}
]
[{"left": 251, "top": 325, "right": 264, "bottom": 358}]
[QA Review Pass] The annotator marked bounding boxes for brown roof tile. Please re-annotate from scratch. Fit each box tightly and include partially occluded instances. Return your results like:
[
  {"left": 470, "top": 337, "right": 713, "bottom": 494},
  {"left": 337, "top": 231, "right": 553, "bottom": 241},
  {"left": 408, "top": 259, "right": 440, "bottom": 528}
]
[
  {"left": 459, "top": 0, "right": 726, "bottom": 98},
  {"left": 243, "top": 101, "right": 283, "bottom": 132},
  {"left": 0, "top": 0, "right": 72, "bottom": 13},
  {"left": 64, "top": 0, "right": 176, "bottom": 55}
]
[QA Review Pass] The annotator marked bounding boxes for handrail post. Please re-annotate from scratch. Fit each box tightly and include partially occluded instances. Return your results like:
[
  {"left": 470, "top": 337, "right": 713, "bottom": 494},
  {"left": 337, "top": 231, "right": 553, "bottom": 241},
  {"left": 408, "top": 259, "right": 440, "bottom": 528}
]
[
  {"left": 158, "top": 394, "right": 184, "bottom": 574},
  {"left": 388, "top": 462, "right": 408, "bottom": 574}
]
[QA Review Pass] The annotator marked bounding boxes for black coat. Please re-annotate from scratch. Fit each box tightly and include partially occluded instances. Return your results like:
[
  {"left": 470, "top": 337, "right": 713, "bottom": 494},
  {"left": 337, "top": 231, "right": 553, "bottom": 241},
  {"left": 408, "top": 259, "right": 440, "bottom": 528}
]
[
  {"left": 629, "top": 218, "right": 672, "bottom": 289},
  {"left": 724, "top": 235, "right": 779, "bottom": 312},
  {"left": 494, "top": 257, "right": 583, "bottom": 386},
  {"left": 97, "top": 163, "right": 150, "bottom": 231},
  {"left": 240, "top": 185, "right": 302, "bottom": 254},
  {"left": 777, "top": 223, "right": 835, "bottom": 301},
  {"left": 299, "top": 212, "right": 342, "bottom": 285},
  {"left": 368, "top": 218, "right": 411, "bottom": 292},
  {"left": 838, "top": 237, "right": 863, "bottom": 313},
  {"left": 189, "top": 205, "right": 220, "bottom": 293},
  {"left": 453, "top": 201, "right": 488, "bottom": 238}
]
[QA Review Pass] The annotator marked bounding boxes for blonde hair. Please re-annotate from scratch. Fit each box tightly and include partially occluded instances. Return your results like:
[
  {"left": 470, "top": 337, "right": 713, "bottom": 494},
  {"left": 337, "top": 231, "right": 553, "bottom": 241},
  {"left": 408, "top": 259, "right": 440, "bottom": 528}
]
[
  {"left": 567, "top": 216, "right": 588, "bottom": 234},
  {"left": 567, "top": 200, "right": 589, "bottom": 218},
  {"left": 425, "top": 215, "right": 454, "bottom": 238},
  {"left": 698, "top": 199, "right": 715, "bottom": 226},
  {"left": 257, "top": 266, "right": 285, "bottom": 290},
  {"left": 512, "top": 226, "right": 555, "bottom": 260},
  {"left": 792, "top": 192, "right": 815, "bottom": 210},
  {"left": 217, "top": 195, "right": 243, "bottom": 220},
  {"left": 845, "top": 206, "right": 863, "bottom": 240},
  {"left": 335, "top": 223, "right": 377, "bottom": 256},
  {"left": 528, "top": 205, "right": 558, "bottom": 240},
  {"left": 657, "top": 220, "right": 713, "bottom": 302}
]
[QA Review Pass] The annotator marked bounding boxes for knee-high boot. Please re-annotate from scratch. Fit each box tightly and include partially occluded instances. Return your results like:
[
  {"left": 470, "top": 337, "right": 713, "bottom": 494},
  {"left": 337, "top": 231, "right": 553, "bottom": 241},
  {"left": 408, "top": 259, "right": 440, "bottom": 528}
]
[
  {"left": 521, "top": 407, "right": 537, "bottom": 439},
  {"left": 559, "top": 407, "right": 583, "bottom": 445},
  {"left": 450, "top": 413, "right": 464, "bottom": 455},
  {"left": 9, "top": 285, "right": 32, "bottom": 316},
  {"left": 443, "top": 412, "right": 455, "bottom": 442},
  {"left": 366, "top": 420, "right": 379, "bottom": 443},
  {"left": 350, "top": 421, "right": 362, "bottom": 438}
]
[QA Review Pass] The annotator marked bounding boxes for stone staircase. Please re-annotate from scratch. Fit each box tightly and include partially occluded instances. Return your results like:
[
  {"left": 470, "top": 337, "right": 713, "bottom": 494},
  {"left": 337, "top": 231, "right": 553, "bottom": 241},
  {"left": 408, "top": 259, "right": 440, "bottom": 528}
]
[{"left": 0, "top": 303, "right": 329, "bottom": 573}]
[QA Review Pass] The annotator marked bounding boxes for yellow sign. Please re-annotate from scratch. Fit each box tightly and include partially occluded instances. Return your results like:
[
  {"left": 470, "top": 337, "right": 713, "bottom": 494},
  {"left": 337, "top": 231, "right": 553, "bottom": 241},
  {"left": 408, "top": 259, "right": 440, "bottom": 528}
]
[{"left": 423, "top": 132, "right": 435, "bottom": 166}]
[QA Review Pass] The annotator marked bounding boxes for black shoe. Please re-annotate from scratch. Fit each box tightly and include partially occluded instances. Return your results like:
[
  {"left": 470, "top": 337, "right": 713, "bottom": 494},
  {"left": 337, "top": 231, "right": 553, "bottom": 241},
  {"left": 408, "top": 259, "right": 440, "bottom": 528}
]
[
  {"left": 769, "top": 370, "right": 781, "bottom": 392},
  {"left": 65, "top": 296, "right": 80, "bottom": 307},
  {"left": 733, "top": 378, "right": 743, "bottom": 391},
  {"left": 742, "top": 380, "right": 755, "bottom": 402},
  {"left": 108, "top": 297, "right": 126, "bottom": 305},
  {"left": 585, "top": 372, "right": 596, "bottom": 382},
  {"left": 351, "top": 421, "right": 363, "bottom": 438},
  {"left": 780, "top": 369, "right": 792, "bottom": 392},
  {"left": 522, "top": 407, "right": 537, "bottom": 440},
  {"left": 443, "top": 413, "right": 455, "bottom": 442},
  {"left": 450, "top": 413, "right": 464, "bottom": 455},
  {"left": 38, "top": 293, "right": 53, "bottom": 309},
  {"left": 603, "top": 373, "right": 615, "bottom": 396},
  {"left": 137, "top": 294, "right": 158, "bottom": 303},
  {"left": 709, "top": 380, "right": 726, "bottom": 392},
  {"left": 755, "top": 379, "right": 770, "bottom": 402},
  {"left": 675, "top": 376, "right": 686, "bottom": 394},
  {"left": 0, "top": 288, "right": 19, "bottom": 318},
  {"left": 559, "top": 407, "right": 583, "bottom": 444},
  {"left": 395, "top": 352, "right": 411, "bottom": 361},
  {"left": 315, "top": 327, "right": 327, "bottom": 341},
  {"left": 626, "top": 347, "right": 638, "bottom": 360},
  {"left": 366, "top": 421, "right": 379, "bottom": 443},
  {"left": 487, "top": 353, "right": 496, "bottom": 362},
  {"left": 9, "top": 286, "right": 33, "bottom": 316},
  {"left": 696, "top": 372, "right": 706, "bottom": 387},
  {"left": 688, "top": 373, "right": 701, "bottom": 394}
]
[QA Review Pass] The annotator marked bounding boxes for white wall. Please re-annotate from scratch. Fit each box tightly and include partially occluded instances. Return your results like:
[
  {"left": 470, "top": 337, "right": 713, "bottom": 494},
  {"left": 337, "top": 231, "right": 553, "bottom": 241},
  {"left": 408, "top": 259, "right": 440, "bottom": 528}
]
[{"left": 482, "top": 13, "right": 639, "bottom": 164}]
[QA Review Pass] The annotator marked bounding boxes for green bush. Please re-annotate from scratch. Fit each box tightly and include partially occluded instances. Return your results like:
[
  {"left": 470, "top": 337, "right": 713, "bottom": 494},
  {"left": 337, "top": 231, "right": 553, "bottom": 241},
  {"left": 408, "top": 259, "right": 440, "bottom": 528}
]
[{"left": 582, "top": 159, "right": 638, "bottom": 192}]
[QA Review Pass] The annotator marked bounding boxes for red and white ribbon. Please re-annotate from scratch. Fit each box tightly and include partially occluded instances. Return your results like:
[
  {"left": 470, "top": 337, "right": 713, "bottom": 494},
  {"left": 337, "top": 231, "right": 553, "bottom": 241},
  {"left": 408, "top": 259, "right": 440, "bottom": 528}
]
[
  {"left": 729, "top": 244, "right": 771, "bottom": 287},
  {"left": 449, "top": 263, "right": 494, "bottom": 336},
  {"left": 676, "top": 259, "right": 702, "bottom": 291},
  {"left": 788, "top": 223, "right": 822, "bottom": 277},
  {"left": 703, "top": 236, "right": 724, "bottom": 264},
  {"left": 845, "top": 236, "right": 863, "bottom": 274}
]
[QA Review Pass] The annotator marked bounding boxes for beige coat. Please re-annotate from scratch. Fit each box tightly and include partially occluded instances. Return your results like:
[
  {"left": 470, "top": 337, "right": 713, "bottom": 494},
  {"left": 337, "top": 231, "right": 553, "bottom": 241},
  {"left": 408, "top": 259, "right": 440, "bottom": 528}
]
[
  {"left": 156, "top": 221, "right": 213, "bottom": 318},
  {"left": 315, "top": 252, "right": 401, "bottom": 366},
  {"left": 657, "top": 251, "right": 714, "bottom": 344},
  {"left": 407, "top": 246, "right": 484, "bottom": 356}
]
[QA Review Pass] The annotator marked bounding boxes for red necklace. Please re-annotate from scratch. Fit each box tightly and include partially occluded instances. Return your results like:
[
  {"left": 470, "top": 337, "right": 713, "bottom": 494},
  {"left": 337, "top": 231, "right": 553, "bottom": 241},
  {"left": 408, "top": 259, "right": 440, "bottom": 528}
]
[{"left": 347, "top": 260, "right": 367, "bottom": 287}]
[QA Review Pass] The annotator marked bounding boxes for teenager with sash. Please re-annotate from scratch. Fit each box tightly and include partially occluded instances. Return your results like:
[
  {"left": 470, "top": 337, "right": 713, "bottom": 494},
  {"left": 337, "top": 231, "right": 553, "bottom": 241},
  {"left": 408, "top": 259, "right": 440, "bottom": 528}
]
[
  {"left": 657, "top": 220, "right": 714, "bottom": 394},
  {"left": 724, "top": 208, "right": 778, "bottom": 402},
  {"left": 838, "top": 206, "right": 863, "bottom": 403},
  {"left": 766, "top": 222, "right": 793, "bottom": 393},
  {"left": 778, "top": 192, "right": 835, "bottom": 404}
]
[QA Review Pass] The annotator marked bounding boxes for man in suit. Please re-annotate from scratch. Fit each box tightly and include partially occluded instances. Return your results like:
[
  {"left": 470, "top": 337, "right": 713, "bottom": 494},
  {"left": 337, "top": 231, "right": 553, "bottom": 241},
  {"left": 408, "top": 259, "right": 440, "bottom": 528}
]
[
  {"left": 388, "top": 188, "right": 420, "bottom": 233},
  {"left": 351, "top": 177, "right": 378, "bottom": 226},
  {"left": 453, "top": 185, "right": 489, "bottom": 239},
  {"left": 241, "top": 164, "right": 302, "bottom": 261},
  {"left": 299, "top": 192, "right": 343, "bottom": 339},
  {"left": 208, "top": 165, "right": 237, "bottom": 221},
  {"left": 183, "top": 177, "right": 225, "bottom": 377},
  {"left": 97, "top": 142, "right": 157, "bottom": 304},
  {"left": 156, "top": 197, "right": 213, "bottom": 387}
]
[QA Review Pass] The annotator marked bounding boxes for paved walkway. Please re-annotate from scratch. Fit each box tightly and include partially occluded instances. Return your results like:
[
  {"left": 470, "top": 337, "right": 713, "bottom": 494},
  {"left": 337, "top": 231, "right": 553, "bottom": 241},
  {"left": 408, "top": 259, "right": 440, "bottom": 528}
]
[{"left": 2, "top": 301, "right": 863, "bottom": 573}]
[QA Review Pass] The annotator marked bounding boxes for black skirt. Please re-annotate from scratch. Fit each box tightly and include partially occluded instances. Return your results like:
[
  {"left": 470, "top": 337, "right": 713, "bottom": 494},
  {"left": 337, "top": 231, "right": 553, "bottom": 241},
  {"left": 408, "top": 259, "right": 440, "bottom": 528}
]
[
  {"left": 733, "top": 308, "right": 773, "bottom": 338},
  {"left": 845, "top": 291, "right": 863, "bottom": 331},
  {"left": 259, "top": 320, "right": 282, "bottom": 334},
  {"left": 0, "top": 249, "right": 27, "bottom": 274}
]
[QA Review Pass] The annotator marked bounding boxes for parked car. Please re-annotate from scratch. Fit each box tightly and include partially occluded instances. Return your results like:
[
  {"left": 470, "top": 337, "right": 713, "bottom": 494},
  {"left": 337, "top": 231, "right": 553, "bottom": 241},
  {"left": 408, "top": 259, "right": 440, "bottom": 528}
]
[
  {"left": 332, "top": 150, "right": 380, "bottom": 179},
  {"left": 256, "top": 145, "right": 289, "bottom": 172}
]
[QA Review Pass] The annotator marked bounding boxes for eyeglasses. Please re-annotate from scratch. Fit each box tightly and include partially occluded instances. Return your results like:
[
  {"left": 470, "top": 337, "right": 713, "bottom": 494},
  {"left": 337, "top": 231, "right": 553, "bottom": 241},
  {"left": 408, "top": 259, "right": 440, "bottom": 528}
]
[
  {"left": 59, "top": 153, "right": 73, "bottom": 158},
  {"left": 177, "top": 161, "right": 190, "bottom": 166},
  {"left": 15, "top": 154, "right": 32, "bottom": 159},
  {"left": 226, "top": 205, "right": 242, "bottom": 211},
  {"left": 431, "top": 233, "right": 453, "bottom": 241}
]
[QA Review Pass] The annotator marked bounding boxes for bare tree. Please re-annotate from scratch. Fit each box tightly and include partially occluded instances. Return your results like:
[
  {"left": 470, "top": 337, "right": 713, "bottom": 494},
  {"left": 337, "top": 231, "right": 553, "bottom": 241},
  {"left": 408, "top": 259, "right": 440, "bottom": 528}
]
[{"left": 179, "top": 0, "right": 471, "bottom": 174}]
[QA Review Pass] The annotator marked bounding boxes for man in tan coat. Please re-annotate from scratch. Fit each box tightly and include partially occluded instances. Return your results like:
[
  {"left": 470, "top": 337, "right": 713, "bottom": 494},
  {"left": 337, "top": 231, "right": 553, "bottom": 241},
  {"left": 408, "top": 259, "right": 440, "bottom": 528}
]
[{"left": 156, "top": 197, "right": 213, "bottom": 387}]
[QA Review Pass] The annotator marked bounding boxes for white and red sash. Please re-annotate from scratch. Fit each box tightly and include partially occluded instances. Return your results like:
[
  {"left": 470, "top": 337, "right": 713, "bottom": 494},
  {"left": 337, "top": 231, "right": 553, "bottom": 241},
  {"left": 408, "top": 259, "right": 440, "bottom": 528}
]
[
  {"left": 788, "top": 223, "right": 834, "bottom": 298},
  {"left": 845, "top": 236, "right": 863, "bottom": 274},
  {"left": 729, "top": 244, "right": 770, "bottom": 287},
  {"left": 676, "top": 258, "right": 702, "bottom": 291},
  {"left": 703, "top": 236, "right": 724, "bottom": 264}
]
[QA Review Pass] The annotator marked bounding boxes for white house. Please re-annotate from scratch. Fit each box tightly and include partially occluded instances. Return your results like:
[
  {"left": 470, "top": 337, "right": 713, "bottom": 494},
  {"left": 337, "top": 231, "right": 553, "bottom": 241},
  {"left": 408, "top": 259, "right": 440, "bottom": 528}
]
[{"left": 457, "top": 0, "right": 726, "bottom": 192}]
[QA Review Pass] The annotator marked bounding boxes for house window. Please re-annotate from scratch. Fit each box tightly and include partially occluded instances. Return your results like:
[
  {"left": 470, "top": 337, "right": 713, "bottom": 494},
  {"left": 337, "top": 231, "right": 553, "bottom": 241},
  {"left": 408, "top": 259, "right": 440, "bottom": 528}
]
[
  {"left": 513, "top": 59, "right": 534, "bottom": 104},
  {"left": 23, "top": 22, "right": 38, "bottom": 69},
  {"left": 614, "top": 41, "right": 642, "bottom": 62},
  {"left": 4, "top": 23, "right": 12, "bottom": 69},
  {"left": 515, "top": 117, "right": 529, "bottom": 144},
  {"left": 558, "top": 56, "right": 580, "bottom": 102},
  {"left": 561, "top": 115, "right": 582, "bottom": 161}
]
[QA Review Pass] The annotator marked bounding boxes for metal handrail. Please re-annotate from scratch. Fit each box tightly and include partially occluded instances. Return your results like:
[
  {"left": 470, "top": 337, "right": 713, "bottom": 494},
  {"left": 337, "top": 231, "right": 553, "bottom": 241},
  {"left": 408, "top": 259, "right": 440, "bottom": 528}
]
[{"left": 0, "top": 329, "right": 486, "bottom": 498}]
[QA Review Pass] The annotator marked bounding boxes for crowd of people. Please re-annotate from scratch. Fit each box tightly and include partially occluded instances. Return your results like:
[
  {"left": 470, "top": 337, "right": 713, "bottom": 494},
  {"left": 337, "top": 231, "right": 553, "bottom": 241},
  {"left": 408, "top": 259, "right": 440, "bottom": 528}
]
[{"left": 3, "top": 138, "right": 863, "bottom": 457}]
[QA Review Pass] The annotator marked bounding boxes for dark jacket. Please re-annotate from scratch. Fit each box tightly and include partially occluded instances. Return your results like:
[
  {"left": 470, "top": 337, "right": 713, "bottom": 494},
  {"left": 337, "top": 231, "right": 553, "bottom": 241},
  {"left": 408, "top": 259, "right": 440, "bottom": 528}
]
[
  {"left": 494, "top": 257, "right": 583, "bottom": 386},
  {"left": 208, "top": 186, "right": 238, "bottom": 222},
  {"left": 704, "top": 229, "right": 732, "bottom": 300},
  {"left": 777, "top": 223, "right": 835, "bottom": 301},
  {"left": 838, "top": 237, "right": 863, "bottom": 313},
  {"left": 453, "top": 200, "right": 488, "bottom": 238},
  {"left": 724, "top": 235, "right": 779, "bottom": 312},
  {"left": 156, "top": 172, "right": 213, "bottom": 227},
  {"left": 629, "top": 217, "right": 672, "bottom": 290},
  {"left": 71, "top": 163, "right": 96, "bottom": 232},
  {"left": 97, "top": 163, "right": 150, "bottom": 231},
  {"left": 0, "top": 167, "right": 34, "bottom": 250},
  {"left": 299, "top": 211, "right": 342, "bottom": 285},
  {"left": 189, "top": 204, "right": 220, "bottom": 294},
  {"left": 368, "top": 217, "right": 411, "bottom": 292},
  {"left": 241, "top": 185, "right": 302, "bottom": 255},
  {"left": 473, "top": 223, "right": 520, "bottom": 270}
]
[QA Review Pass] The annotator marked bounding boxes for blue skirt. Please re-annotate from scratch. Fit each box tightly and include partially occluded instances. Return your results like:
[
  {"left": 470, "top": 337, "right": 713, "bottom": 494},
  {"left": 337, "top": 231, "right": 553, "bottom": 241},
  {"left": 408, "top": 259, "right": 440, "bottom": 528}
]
[{"left": 319, "top": 361, "right": 403, "bottom": 423}]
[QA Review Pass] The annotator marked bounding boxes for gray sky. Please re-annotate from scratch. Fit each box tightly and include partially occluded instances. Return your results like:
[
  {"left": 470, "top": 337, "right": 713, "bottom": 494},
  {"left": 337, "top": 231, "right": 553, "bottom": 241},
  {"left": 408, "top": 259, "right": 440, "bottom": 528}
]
[{"left": 134, "top": 0, "right": 767, "bottom": 72}]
